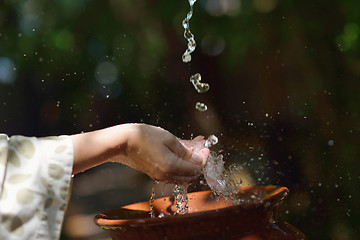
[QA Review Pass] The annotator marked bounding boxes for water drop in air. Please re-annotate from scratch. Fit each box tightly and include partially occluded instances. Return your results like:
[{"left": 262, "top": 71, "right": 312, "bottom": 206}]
[
  {"left": 190, "top": 73, "right": 210, "bottom": 93},
  {"left": 205, "top": 135, "right": 218, "bottom": 148},
  {"left": 182, "top": 52, "right": 192, "bottom": 63},
  {"left": 195, "top": 102, "right": 207, "bottom": 111}
]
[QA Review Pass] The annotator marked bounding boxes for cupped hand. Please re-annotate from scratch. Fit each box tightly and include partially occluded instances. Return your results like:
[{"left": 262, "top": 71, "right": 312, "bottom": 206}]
[{"left": 119, "top": 124, "right": 210, "bottom": 184}]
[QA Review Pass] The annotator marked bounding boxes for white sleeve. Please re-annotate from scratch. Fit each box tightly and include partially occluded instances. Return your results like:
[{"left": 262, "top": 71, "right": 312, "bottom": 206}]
[{"left": 0, "top": 135, "right": 74, "bottom": 240}]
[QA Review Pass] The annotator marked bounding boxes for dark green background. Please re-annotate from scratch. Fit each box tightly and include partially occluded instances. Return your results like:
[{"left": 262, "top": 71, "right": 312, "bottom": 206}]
[{"left": 1, "top": 0, "right": 359, "bottom": 239}]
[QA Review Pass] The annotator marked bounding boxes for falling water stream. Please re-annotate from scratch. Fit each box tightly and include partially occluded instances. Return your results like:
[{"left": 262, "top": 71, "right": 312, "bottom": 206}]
[
  {"left": 149, "top": 0, "right": 242, "bottom": 218},
  {"left": 182, "top": 0, "right": 210, "bottom": 112}
]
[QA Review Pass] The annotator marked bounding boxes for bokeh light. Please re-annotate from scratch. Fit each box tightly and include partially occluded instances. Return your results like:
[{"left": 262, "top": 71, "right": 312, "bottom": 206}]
[
  {"left": 201, "top": 0, "right": 241, "bottom": 17},
  {"left": 201, "top": 34, "right": 226, "bottom": 56},
  {"left": 0, "top": 57, "right": 16, "bottom": 84}
]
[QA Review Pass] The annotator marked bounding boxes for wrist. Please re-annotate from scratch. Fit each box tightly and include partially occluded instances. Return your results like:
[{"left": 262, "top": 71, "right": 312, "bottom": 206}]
[{"left": 71, "top": 124, "right": 130, "bottom": 174}]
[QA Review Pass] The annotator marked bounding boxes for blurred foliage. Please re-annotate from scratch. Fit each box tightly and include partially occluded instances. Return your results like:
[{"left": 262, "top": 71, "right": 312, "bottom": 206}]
[{"left": 1, "top": 0, "right": 360, "bottom": 239}]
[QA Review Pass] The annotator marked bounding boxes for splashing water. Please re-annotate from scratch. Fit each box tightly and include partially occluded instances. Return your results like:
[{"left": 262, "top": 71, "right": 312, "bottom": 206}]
[
  {"left": 149, "top": 181, "right": 158, "bottom": 218},
  {"left": 203, "top": 152, "right": 243, "bottom": 204},
  {"left": 190, "top": 73, "right": 210, "bottom": 93},
  {"left": 182, "top": 0, "right": 197, "bottom": 63},
  {"left": 173, "top": 184, "right": 189, "bottom": 215},
  {"left": 204, "top": 134, "right": 218, "bottom": 148}
]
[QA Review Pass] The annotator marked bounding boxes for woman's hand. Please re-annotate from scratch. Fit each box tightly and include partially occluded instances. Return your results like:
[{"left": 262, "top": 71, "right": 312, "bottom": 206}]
[
  {"left": 114, "top": 124, "right": 209, "bottom": 183},
  {"left": 71, "top": 123, "right": 210, "bottom": 184}
]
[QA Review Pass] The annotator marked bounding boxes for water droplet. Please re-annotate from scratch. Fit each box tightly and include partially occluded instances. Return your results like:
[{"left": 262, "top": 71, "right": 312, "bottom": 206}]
[
  {"left": 190, "top": 73, "right": 201, "bottom": 82},
  {"left": 189, "top": 0, "right": 196, "bottom": 6},
  {"left": 205, "top": 135, "right": 218, "bottom": 148},
  {"left": 195, "top": 102, "right": 207, "bottom": 111},
  {"left": 182, "top": 52, "right": 192, "bottom": 62},
  {"left": 190, "top": 73, "right": 210, "bottom": 93}
]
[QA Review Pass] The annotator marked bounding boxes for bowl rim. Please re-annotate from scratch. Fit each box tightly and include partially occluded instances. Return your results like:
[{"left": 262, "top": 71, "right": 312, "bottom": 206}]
[{"left": 94, "top": 185, "right": 289, "bottom": 228}]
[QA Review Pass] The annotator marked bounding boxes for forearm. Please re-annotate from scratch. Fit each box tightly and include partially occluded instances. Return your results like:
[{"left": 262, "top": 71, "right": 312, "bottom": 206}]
[{"left": 70, "top": 124, "right": 130, "bottom": 174}]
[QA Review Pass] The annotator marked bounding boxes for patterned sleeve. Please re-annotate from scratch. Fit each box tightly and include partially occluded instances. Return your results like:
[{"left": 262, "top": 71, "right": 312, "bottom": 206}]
[{"left": 0, "top": 134, "right": 74, "bottom": 240}]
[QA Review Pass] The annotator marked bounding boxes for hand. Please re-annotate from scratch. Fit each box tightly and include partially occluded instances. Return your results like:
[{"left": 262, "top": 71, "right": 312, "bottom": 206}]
[{"left": 117, "top": 124, "right": 209, "bottom": 183}]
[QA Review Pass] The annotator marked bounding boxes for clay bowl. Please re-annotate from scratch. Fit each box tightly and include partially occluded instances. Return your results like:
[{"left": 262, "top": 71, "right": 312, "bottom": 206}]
[{"left": 94, "top": 185, "right": 307, "bottom": 240}]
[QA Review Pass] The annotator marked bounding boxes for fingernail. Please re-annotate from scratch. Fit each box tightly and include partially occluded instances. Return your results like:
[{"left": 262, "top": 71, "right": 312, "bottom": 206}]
[
  {"left": 191, "top": 153, "right": 204, "bottom": 165},
  {"left": 201, "top": 158, "right": 207, "bottom": 167},
  {"left": 198, "top": 148, "right": 209, "bottom": 167}
]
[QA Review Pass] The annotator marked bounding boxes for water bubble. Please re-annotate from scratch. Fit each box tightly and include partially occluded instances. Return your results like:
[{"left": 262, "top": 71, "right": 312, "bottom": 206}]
[
  {"left": 195, "top": 102, "right": 207, "bottom": 111},
  {"left": 328, "top": 140, "right": 334, "bottom": 146}
]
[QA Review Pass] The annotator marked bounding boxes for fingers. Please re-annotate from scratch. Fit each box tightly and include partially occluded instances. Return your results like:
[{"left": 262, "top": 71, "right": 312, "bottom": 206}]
[
  {"left": 165, "top": 137, "right": 204, "bottom": 166},
  {"left": 154, "top": 145, "right": 202, "bottom": 179},
  {"left": 179, "top": 136, "right": 205, "bottom": 151},
  {"left": 197, "top": 148, "right": 210, "bottom": 166}
]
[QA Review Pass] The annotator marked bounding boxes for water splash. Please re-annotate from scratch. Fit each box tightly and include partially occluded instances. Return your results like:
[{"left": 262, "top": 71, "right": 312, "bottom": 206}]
[
  {"left": 190, "top": 73, "right": 210, "bottom": 93},
  {"left": 204, "top": 134, "right": 218, "bottom": 148},
  {"left": 202, "top": 152, "right": 243, "bottom": 204},
  {"left": 182, "top": 0, "right": 198, "bottom": 62},
  {"left": 195, "top": 102, "right": 208, "bottom": 111},
  {"left": 149, "top": 181, "right": 159, "bottom": 218},
  {"left": 173, "top": 184, "right": 189, "bottom": 214}
]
